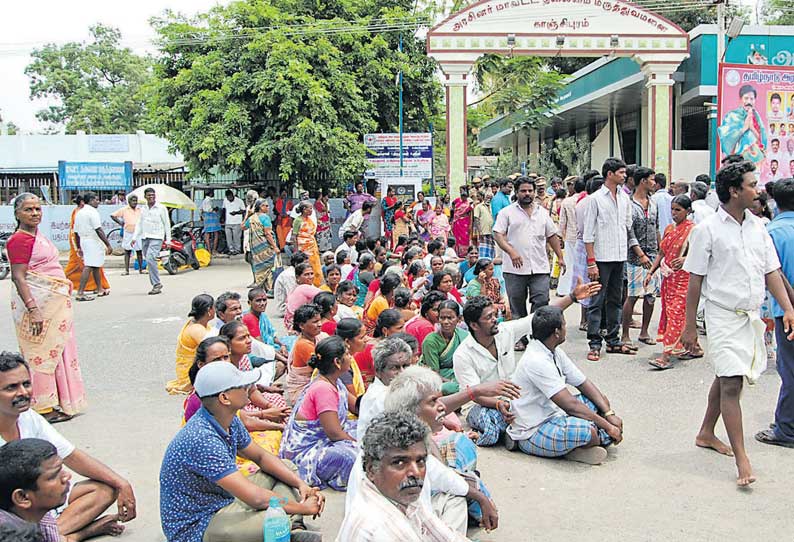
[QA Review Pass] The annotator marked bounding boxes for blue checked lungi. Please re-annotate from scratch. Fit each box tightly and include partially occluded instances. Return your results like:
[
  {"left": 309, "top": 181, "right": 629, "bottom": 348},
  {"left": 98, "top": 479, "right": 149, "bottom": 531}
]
[
  {"left": 466, "top": 404, "right": 507, "bottom": 447},
  {"left": 478, "top": 234, "right": 495, "bottom": 259},
  {"left": 435, "top": 431, "right": 492, "bottom": 521},
  {"left": 518, "top": 396, "right": 613, "bottom": 457}
]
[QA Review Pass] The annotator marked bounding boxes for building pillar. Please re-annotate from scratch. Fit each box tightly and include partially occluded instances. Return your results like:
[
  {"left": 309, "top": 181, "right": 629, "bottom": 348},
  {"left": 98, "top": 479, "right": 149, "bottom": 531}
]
[
  {"left": 641, "top": 62, "right": 678, "bottom": 180},
  {"left": 441, "top": 63, "right": 472, "bottom": 197}
]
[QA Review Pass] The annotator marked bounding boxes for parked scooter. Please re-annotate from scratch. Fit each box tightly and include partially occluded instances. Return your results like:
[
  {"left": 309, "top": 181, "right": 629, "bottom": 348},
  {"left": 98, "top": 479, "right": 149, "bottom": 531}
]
[{"left": 161, "top": 222, "right": 201, "bottom": 275}]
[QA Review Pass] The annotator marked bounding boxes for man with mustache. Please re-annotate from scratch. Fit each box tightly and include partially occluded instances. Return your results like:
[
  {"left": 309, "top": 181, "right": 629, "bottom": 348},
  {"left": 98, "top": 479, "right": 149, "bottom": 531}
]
[
  {"left": 0, "top": 352, "right": 136, "bottom": 540},
  {"left": 337, "top": 411, "right": 468, "bottom": 541}
]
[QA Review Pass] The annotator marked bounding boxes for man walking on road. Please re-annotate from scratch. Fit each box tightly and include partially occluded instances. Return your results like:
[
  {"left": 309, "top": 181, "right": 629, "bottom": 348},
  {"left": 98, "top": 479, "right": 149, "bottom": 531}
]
[
  {"left": 493, "top": 176, "right": 563, "bottom": 350},
  {"left": 133, "top": 187, "right": 171, "bottom": 296},
  {"left": 583, "top": 158, "right": 642, "bottom": 361},
  {"left": 73, "top": 192, "right": 112, "bottom": 301},
  {"left": 682, "top": 161, "right": 794, "bottom": 486}
]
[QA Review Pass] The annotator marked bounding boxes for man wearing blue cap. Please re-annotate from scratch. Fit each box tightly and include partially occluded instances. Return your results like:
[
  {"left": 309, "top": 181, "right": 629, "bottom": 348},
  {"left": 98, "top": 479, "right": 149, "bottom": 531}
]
[{"left": 159, "top": 363, "right": 324, "bottom": 542}]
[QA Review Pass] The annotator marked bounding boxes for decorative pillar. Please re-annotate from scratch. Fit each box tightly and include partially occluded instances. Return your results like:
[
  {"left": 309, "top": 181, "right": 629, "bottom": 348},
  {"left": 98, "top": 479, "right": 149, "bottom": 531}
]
[
  {"left": 440, "top": 63, "right": 472, "bottom": 197},
  {"left": 641, "top": 62, "right": 677, "bottom": 180}
]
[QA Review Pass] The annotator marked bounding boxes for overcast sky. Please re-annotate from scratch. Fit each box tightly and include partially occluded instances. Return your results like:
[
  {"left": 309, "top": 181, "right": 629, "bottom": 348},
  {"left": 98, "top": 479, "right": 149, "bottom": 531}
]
[
  {"left": 0, "top": 0, "right": 226, "bottom": 132},
  {"left": 0, "top": 0, "right": 760, "bottom": 133}
]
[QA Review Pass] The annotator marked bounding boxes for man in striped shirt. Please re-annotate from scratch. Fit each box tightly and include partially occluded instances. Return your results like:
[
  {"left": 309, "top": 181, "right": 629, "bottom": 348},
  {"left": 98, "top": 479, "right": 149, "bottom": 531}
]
[{"left": 583, "top": 157, "right": 644, "bottom": 361}]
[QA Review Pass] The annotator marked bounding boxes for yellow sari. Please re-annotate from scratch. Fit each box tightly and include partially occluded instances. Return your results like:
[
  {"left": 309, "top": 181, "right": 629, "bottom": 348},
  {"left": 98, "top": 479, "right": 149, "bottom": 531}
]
[{"left": 166, "top": 320, "right": 210, "bottom": 395}]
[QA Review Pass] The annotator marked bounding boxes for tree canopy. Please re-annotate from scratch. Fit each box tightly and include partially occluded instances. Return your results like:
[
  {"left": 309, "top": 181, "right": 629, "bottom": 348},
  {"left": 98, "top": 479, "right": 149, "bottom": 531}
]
[
  {"left": 25, "top": 24, "right": 153, "bottom": 133},
  {"left": 761, "top": 0, "right": 794, "bottom": 25},
  {"left": 148, "top": 0, "right": 441, "bottom": 191}
]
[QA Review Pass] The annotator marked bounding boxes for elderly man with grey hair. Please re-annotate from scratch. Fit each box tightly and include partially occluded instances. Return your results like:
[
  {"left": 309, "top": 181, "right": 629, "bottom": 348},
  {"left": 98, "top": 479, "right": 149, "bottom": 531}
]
[
  {"left": 346, "top": 338, "right": 518, "bottom": 534},
  {"left": 336, "top": 411, "right": 468, "bottom": 542},
  {"left": 690, "top": 181, "right": 716, "bottom": 224},
  {"left": 385, "top": 366, "right": 499, "bottom": 536}
]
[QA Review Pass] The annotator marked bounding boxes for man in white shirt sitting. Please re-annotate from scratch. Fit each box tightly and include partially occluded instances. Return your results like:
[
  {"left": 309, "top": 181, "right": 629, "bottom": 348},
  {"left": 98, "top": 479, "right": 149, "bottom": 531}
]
[
  {"left": 0, "top": 352, "right": 137, "bottom": 539},
  {"left": 337, "top": 411, "right": 468, "bottom": 542},
  {"left": 73, "top": 192, "right": 113, "bottom": 300},
  {"left": 132, "top": 187, "right": 172, "bottom": 295},
  {"left": 453, "top": 281, "right": 599, "bottom": 447},
  {"left": 335, "top": 231, "right": 359, "bottom": 267},
  {"left": 502, "top": 306, "right": 623, "bottom": 465}
]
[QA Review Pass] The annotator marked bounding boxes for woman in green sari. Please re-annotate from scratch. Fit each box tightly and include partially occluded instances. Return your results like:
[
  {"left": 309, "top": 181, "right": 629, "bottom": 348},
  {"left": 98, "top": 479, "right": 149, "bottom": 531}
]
[
  {"left": 420, "top": 300, "right": 468, "bottom": 395},
  {"left": 243, "top": 199, "right": 279, "bottom": 291}
]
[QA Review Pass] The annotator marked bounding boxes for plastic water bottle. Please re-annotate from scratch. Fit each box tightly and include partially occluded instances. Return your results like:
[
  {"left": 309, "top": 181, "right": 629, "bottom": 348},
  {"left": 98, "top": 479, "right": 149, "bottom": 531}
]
[{"left": 263, "top": 497, "right": 290, "bottom": 542}]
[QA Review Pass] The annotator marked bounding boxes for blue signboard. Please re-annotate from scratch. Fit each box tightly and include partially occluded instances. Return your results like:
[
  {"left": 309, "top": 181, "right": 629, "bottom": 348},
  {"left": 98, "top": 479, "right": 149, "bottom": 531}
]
[
  {"left": 58, "top": 161, "right": 132, "bottom": 191},
  {"left": 364, "top": 133, "right": 433, "bottom": 178}
]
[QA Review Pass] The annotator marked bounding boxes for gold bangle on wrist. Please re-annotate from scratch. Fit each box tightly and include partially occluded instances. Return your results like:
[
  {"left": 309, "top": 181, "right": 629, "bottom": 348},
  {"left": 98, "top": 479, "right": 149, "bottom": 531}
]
[{"left": 603, "top": 410, "right": 615, "bottom": 417}]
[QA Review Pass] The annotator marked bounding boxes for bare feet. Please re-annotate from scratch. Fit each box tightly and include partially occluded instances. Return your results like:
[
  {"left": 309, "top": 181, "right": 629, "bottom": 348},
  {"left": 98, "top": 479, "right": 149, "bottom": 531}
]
[
  {"left": 736, "top": 457, "right": 756, "bottom": 487},
  {"left": 695, "top": 434, "right": 734, "bottom": 456},
  {"left": 73, "top": 515, "right": 125, "bottom": 541}
]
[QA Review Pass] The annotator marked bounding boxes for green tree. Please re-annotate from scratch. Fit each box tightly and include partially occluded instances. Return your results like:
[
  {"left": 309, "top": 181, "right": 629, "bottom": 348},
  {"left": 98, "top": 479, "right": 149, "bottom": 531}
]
[
  {"left": 761, "top": 0, "right": 794, "bottom": 25},
  {"left": 552, "top": 136, "right": 591, "bottom": 178},
  {"left": 148, "top": 0, "right": 440, "bottom": 191},
  {"left": 25, "top": 24, "right": 153, "bottom": 133},
  {"left": 0, "top": 110, "right": 19, "bottom": 135}
]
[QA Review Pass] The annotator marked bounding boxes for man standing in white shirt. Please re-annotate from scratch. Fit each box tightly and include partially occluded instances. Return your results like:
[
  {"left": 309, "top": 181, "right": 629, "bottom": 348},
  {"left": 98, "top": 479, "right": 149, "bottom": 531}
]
[
  {"left": 503, "top": 306, "right": 623, "bottom": 465},
  {"left": 73, "top": 192, "right": 112, "bottom": 301},
  {"left": 493, "top": 177, "right": 563, "bottom": 350},
  {"left": 132, "top": 187, "right": 171, "bottom": 295},
  {"left": 682, "top": 160, "right": 794, "bottom": 487},
  {"left": 0, "top": 352, "right": 137, "bottom": 538},
  {"left": 583, "top": 158, "right": 644, "bottom": 361},
  {"left": 222, "top": 190, "right": 245, "bottom": 255},
  {"left": 651, "top": 173, "right": 674, "bottom": 233}
]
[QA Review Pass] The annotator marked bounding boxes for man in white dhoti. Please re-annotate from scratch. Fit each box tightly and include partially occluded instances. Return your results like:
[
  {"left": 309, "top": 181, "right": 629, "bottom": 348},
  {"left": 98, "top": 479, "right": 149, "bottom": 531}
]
[
  {"left": 682, "top": 160, "right": 794, "bottom": 486},
  {"left": 73, "top": 192, "right": 112, "bottom": 301}
]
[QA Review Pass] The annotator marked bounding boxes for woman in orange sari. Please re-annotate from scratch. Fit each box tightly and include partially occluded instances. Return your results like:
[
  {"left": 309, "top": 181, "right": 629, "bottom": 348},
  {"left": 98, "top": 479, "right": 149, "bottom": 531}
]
[
  {"left": 63, "top": 195, "right": 110, "bottom": 292},
  {"left": 292, "top": 202, "right": 323, "bottom": 287},
  {"left": 645, "top": 194, "right": 703, "bottom": 370},
  {"left": 274, "top": 188, "right": 293, "bottom": 249}
]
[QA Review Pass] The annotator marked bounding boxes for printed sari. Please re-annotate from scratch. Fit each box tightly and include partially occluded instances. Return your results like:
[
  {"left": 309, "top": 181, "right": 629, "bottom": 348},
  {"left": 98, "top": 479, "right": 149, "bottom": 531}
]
[
  {"left": 451, "top": 197, "right": 472, "bottom": 256},
  {"left": 10, "top": 231, "right": 86, "bottom": 415},
  {"left": 294, "top": 216, "right": 323, "bottom": 287},
  {"left": 248, "top": 213, "right": 277, "bottom": 290},
  {"left": 381, "top": 196, "right": 397, "bottom": 239},
  {"left": 63, "top": 206, "right": 109, "bottom": 292},
  {"left": 315, "top": 199, "right": 332, "bottom": 252},
  {"left": 656, "top": 220, "right": 695, "bottom": 355},
  {"left": 428, "top": 212, "right": 450, "bottom": 242},
  {"left": 280, "top": 378, "right": 358, "bottom": 490},
  {"left": 274, "top": 198, "right": 293, "bottom": 249}
]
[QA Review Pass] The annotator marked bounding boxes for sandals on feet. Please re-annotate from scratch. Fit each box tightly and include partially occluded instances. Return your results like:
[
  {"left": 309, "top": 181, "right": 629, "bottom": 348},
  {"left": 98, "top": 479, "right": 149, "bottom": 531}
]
[
  {"left": 75, "top": 295, "right": 95, "bottom": 302},
  {"left": 587, "top": 349, "right": 601, "bottom": 362},
  {"left": 638, "top": 337, "right": 657, "bottom": 345},
  {"left": 754, "top": 428, "right": 794, "bottom": 448},
  {"left": 43, "top": 411, "right": 73, "bottom": 424},
  {"left": 677, "top": 350, "right": 703, "bottom": 360},
  {"left": 606, "top": 343, "right": 637, "bottom": 355},
  {"left": 649, "top": 358, "right": 674, "bottom": 370}
]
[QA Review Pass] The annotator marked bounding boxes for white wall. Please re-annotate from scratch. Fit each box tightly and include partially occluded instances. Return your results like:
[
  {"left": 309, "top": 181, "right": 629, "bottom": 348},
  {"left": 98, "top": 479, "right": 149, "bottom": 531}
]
[{"left": 671, "top": 150, "right": 710, "bottom": 182}]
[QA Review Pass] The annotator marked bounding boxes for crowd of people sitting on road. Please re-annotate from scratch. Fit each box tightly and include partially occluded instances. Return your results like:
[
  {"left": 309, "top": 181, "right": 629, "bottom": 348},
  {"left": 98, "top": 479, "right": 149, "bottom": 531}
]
[{"left": 3, "top": 156, "right": 794, "bottom": 541}]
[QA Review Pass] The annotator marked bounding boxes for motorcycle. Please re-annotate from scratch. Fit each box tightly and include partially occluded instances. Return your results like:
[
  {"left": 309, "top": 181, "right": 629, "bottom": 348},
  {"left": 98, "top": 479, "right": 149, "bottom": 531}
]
[
  {"left": 160, "top": 222, "right": 201, "bottom": 275},
  {"left": 0, "top": 232, "right": 10, "bottom": 280}
]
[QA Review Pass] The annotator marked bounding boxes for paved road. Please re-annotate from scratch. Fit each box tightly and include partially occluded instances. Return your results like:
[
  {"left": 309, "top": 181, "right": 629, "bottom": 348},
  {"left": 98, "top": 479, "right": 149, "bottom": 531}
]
[{"left": 1, "top": 262, "right": 792, "bottom": 541}]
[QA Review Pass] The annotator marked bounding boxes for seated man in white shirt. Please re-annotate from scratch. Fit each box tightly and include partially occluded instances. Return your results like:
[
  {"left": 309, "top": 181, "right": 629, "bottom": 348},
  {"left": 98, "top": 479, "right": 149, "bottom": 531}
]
[
  {"left": 502, "top": 306, "right": 623, "bottom": 465},
  {"left": 274, "top": 252, "right": 308, "bottom": 317},
  {"left": 337, "top": 411, "right": 468, "bottom": 542},
  {"left": 335, "top": 231, "right": 359, "bottom": 268},
  {"left": 349, "top": 338, "right": 517, "bottom": 534},
  {"left": 0, "top": 353, "right": 136, "bottom": 540},
  {"left": 454, "top": 281, "right": 600, "bottom": 447}
]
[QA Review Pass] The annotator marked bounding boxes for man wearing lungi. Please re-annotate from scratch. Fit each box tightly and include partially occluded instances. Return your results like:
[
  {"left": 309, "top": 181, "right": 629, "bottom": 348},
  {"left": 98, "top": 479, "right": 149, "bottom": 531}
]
[
  {"left": 682, "top": 161, "right": 794, "bottom": 486},
  {"left": 73, "top": 192, "right": 112, "bottom": 301}
]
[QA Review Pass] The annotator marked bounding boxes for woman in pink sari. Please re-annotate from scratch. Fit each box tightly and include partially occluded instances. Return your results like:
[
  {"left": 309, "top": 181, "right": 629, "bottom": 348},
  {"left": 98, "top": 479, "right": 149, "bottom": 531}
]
[
  {"left": 451, "top": 186, "right": 473, "bottom": 256},
  {"left": 428, "top": 202, "right": 451, "bottom": 242},
  {"left": 7, "top": 193, "right": 86, "bottom": 422}
]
